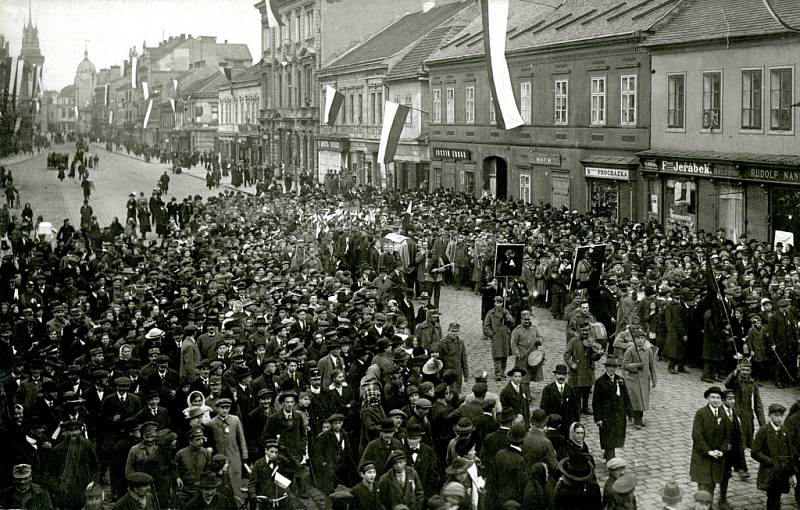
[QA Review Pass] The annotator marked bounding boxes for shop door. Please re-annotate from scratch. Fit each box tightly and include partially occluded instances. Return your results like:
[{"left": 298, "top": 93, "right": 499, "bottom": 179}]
[
  {"left": 443, "top": 162, "right": 456, "bottom": 191},
  {"left": 718, "top": 183, "right": 744, "bottom": 242},
  {"left": 552, "top": 176, "right": 570, "bottom": 210}
]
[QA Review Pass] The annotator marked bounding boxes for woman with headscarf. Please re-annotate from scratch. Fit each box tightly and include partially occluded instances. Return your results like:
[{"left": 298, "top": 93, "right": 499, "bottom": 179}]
[{"left": 559, "top": 422, "right": 595, "bottom": 473}]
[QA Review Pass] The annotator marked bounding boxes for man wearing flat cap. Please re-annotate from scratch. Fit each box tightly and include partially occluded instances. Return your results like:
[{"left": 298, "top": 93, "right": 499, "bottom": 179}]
[
  {"left": 438, "top": 322, "right": 469, "bottom": 396},
  {"left": 207, "top": 398, "right": 248, "bottom": 496},
  {"left": 752, "top": 403, "right": 795, "bottom": 510},
  {"left": 0, "top": 464, "right": 54, "bottom": 510},
  {"left": 113, "top": 472, "right": 155, "bottom": 510},
  {"left": 690, "top": 386, "right": 732, "bottom": 502}
]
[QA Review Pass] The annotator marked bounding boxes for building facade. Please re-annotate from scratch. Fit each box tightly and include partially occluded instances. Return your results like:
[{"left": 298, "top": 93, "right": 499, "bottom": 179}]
[
  {"left": 255, "top": 0, "right": 462, "bottom": 181},
  {"left": 640, "top": 0, "right": 800, "bottom": 243},
  {"left": 316, "top": 1, "right": 471, "bottom": 188},
  {"left": 422, "top": 0, "right": 673, "bottom": 223},
  {"left": 218, "top": 65, "right": 262, "bottom": 164}
]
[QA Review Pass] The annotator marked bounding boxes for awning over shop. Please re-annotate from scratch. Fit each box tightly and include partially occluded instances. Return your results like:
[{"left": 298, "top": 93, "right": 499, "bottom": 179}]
[
  {"left": 580, "top": 155, "right": 639, "bottom": 167},
  {"left": 637, "top": 148, "right": 800, "bottom": 168}
]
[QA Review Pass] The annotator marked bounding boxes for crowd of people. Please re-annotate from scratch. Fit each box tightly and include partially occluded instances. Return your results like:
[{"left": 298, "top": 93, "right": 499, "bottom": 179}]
[{"left": 0, "top": 140, "right": 797, "bottom": 510}]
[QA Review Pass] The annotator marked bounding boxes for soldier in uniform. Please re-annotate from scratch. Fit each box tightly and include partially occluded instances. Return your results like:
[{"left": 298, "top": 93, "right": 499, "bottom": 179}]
[{"left": 483, "top": 295, "right": 514, "bottom": 381}]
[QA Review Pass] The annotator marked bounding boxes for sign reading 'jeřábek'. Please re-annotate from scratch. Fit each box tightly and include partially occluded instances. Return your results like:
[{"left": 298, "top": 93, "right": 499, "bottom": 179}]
[{"left": 660, "top": 160, "right": 712, "bottom": 175}]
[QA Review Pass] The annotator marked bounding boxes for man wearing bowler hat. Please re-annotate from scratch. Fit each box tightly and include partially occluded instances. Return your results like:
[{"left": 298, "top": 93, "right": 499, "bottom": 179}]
[
  {"left": 690, "top": 386, "right": 731, "bottom": 503},
  {"left": 500, "top": 367, "right": 531, "bottom": 426},
  {"left": 360, "top": 418, "right": 403, "bottom": 477},
  {"left": 540, "top": 363, "right": 580, "bottom": 437},
  {"left": 184, "top": 471, "right": 236, "bottom": 510},
  {"left": 592, "top": 357, "right": 632, "bottom": 462}
]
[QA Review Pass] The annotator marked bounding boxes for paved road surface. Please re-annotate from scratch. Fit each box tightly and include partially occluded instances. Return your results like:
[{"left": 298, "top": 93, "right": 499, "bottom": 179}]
[{"left": 4, "top": 144, "right": 800, "bottom": 508}]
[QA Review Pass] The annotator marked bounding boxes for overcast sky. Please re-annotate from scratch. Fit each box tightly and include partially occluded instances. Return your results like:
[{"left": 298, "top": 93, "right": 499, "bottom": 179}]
[{"left": 1, "top": 0, "right": 262, "bottom": 91}]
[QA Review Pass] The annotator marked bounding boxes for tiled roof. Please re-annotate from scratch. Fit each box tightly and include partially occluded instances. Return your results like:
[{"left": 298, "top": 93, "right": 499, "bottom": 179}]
[
  {"left": 216, "top": 43, "right": 252, "bottom": 62},
  {"left": 178, "top": 66, "right": 222, "bottom": 98},
  {"left": 643, "top": 0, "right": 800, "bottom": 46},
  {"left": 428, "top": 0, "right": 683, "bottom": 63},
  {"left": 638, "top": 148, "right": 800, "bottom": 167},
  {"left": 231, "top": 63, "right": 261, "bottom": 84},
  {"left": 324, "top": 1, "right": 471, "bottom": 71}
]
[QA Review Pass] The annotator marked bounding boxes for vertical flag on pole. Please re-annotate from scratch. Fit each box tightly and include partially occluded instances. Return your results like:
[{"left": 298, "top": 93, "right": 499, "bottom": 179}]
[
  {"left": 322, "top": 85, "right": 344, "bottom": 125},
  {"left": 28, "top": 64, "right": 35, "bottom": 98},
  {"left": 131, "top": 56, "right": 138, "bottom": 89},
  {"left": 74, "top": 106, "right": 79, "bottom": 118},
  {"left": 377, "top": 101, "right": 410, "bottom": 165},
  {"left": 5, "top": 56, "right": 15, "bottom": 99},
  {"left": 104, "top": 84, "right": 109, "bottom": 106},
  {"left": 12, "top": 57, "right": 24, "bottom": 103},
  {"left": 169, "top": 98, "right": 175, "bottom": 113},
  {"left": 265, "top": 0, "right": 284, "bottom": 27},
  {"left": 142, "top": 81, "right": 150, "bottom": 101},
  {"left": 143, "top": 99, "right": 153, "bottom": 129},
  {"left": 38, "top": 65, "right": 43, "bottom": 97},
  {"left": 109, "top": 110, "right": 113, "bottom": 125},
  {"left": 480, "top": 0, "right": 524, "bottom": 130},
  {"left": 172, "top": 78, "right": 178, "bottom": 96}
]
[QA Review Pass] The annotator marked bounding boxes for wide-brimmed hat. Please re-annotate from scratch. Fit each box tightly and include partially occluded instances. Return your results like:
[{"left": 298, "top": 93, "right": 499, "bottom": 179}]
[
  {"left": 507, "top": 367, "right": 526, "bottom": 377},
  {"left": 558, "top": 455, "right": 594, "bottom": 482},
  {"left": 659, "top": 481, "right": 684, "bottom": 504},
  {"left": 422, "top": 357, "right": 443, "bottom": 375},
  {"left": 445, "top": 457, "right": 473, "bottom": 475},
  {"left": 553, "top": 364, "right": 569, "bottom": 374}
]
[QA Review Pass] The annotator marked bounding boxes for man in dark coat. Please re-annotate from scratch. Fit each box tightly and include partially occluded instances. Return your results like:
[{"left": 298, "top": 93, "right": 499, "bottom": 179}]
[
  {"left": 500, "top": 367, "right": 530, "bottom": 427},
  {"left": 113, "top": 472, "right": 159, "bottom": 510},
  {"left": 592, "top": 357, "right": 632, "bottom": 461},
  {"left": 261, "top": 391, "right": 307, "bottom": 462},
  {"left": 493, "top": 423, "right": 528, "bottom": 506},
  {"left": 350, "top": 460, "right": 381, "bottom": 510},
  {"left": 100, "top": 376, "right": 142, "bottom": 476},
  {"left": 540, "top": 363, "right": 581, "bottom": 437},
  {"left": 46, "top": 420, "right": 100, "bottom": 510},
  {"left": 402, "top": 422, "right": 439, "bottom": 499},
  {"left": 718, "top": 389, "right": 748, "bottom": 509},
  {"left": 311, "top": 414, "right": 357, "bottom": 493},
  {"left": 751, "top": 403, "right": 794, "bottom": 510},
  {"left": 479, "top": 407, "right": 516, "bottom": 509},
  {"left": 689, "top": 386, "right": 732, "bottom": 502},
  {"left": 359, "top": 419, "right": 403, "bottom": 477},
  {"left": 0, "top": 464, "right": 54, "bottom": 510}
]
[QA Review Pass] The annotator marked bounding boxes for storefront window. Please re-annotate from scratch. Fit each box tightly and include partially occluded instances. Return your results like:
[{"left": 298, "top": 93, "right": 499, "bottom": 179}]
[
  {"left": 647, "top": 177, "right": 661, "bottom": 221},
  {"left": 665, "top": 179, "right": 697, "bottom": 232},
  {"left": 772, "top": 187, "right": 800, "bottom": 240},
  {"left": 718, "top": 183, "right": 744, "bottom": 242},
  {"left": 589, "top": 180, "right": 618, "bottom": 221}
]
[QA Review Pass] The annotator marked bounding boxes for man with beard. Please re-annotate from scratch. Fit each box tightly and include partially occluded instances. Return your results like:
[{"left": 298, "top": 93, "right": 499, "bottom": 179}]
[
  {"left": 0, "top": 464, "right": 53, "bottom": 509},
  {"left": 45, "top": 420, "right": 100, "bottom": 509}
]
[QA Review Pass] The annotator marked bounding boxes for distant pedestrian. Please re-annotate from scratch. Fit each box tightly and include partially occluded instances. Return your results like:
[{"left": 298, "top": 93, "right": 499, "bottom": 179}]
[{"left": 81, "top": 177, "right": 92, "bottom": 201}]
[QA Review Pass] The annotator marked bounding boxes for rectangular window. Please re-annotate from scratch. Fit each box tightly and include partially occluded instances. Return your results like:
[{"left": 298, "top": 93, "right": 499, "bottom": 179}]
[
  {"left": 489, "top": 90, "right": 496, "bottom": 125},
  {"left": 554, "top": 79, "right": 568, "bottom": 125},
  {"left": 520, "top": 81, "right": 531, "bottom": 124},
  {"left": 620, "top": 74, "right": 637, "bottom": 126},
  {"left": 519, "top": 174, "right": 531, "bottom": 204},
  {"left": 741, "top": 69, "right": 762, "bottom": 130},
  {"left": 432, "top": 89, "right": 441, "bottom": 124},
  {"left": 465, "top": 86, "right": 475, "bottom": 124},
  {"left": 370, "top": 92, "right": 376, "bottom": 124},
  {"left": 770, "top": 67, "right": 793, "bottom": 131},
  {"left": 347, "top": 94, "right": 354, "bottom": 125},
  {"left": 296, "top": 12, "right": 302, "bottom": 41},
  {"left": 667, "top": 74, "right": 685, "bottom": 129},
  {"left": 357, "top": 94, "right": 363, "bottom": 124},
  {"left": 212, "top": 104, "right": 218, "bottom": 121},
  {"left": 377, "top": 91, "right": 383, "bottom": 123},
  {"left": 702, "top": 72, "right": 722, "bottom": 129},
  {"left": 405, "top": 95, "right": 413, "bottom": 125},
  {"left": 306, "top": 10, "right": 314, "bottom": 39},
  {"left": 446, "top": 87, "right": 455, "bottom": 124},
  {"left": 590, "top": 77, "right": 606, "bottom": 126}
]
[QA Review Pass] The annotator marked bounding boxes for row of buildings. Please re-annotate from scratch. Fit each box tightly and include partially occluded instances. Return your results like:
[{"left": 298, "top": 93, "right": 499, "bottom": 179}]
[
  {"left": 26, "top": 0, "right": 800, "bottom": 242},
  {"left": 292, "top": 0, "right": 799, "bottom": 242}
]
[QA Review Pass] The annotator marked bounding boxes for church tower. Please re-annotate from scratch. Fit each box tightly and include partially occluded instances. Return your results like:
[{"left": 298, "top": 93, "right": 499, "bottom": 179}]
[{"left": 18, "top": 0, "right": 44, "bottom": 102}]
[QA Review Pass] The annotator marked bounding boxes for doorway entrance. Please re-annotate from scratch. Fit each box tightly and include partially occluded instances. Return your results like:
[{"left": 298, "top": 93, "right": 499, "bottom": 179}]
[{"left": 483, "top": 156, "right": 508, "bottom": 200}]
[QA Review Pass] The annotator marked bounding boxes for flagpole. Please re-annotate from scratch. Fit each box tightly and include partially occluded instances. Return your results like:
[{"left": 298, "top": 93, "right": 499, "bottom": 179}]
[{"left": 704, "top": 249, "right": 739, "bottom": 357}]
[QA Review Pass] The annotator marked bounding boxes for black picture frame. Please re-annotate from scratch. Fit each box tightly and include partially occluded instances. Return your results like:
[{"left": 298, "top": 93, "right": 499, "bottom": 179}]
[
  {"left": 570, "top": 244, "right": 607, "bottom": 290},
  {"left": 494, "top": 243, "right": 525, "bottom": 278}
]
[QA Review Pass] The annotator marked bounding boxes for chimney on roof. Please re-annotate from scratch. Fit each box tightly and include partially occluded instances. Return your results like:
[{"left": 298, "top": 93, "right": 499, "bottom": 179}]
[
  {"left": 181, "top": 34, "right": 186, "bottom": 40},
  {"left": 422, "top": 0, "right": 435, "bottom": 13},
  {"left": 224, "top": 40, "right": 228, "bottom": 44}
]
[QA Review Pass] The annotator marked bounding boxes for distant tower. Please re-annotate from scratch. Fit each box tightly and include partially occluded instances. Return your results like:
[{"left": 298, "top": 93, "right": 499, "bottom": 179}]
[
  {"left": 18, "top": 0, "right": 44, "bottom": 102},
  {"left": 74, "top": 45, "right": 96, "bottom": 134}
]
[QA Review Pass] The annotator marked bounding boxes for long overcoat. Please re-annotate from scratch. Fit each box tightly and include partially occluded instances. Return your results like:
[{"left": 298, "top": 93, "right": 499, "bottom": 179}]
[
  {"left": 591, "top": 373, "right": 631, "bottom": 450},
  {"left": 621, "top": 344, "right": 656, "bottom": 412},
  {"left": 483, "top": 307, "right": 513, "bottom": 358},
  {"left": 689, "top": 405, "right": 731, "bottom": 485},
  {"left": 663, "top": 299, "right": 688, "bottom": 361}
]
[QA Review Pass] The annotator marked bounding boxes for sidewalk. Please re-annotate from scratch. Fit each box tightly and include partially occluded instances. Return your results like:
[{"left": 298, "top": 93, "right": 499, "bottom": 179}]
[
  {"left": 0, "top": 150, "right": 43, "bottom": 167},
  {"left": 91, "top": 143, "right": 257, "bottom": 196}
]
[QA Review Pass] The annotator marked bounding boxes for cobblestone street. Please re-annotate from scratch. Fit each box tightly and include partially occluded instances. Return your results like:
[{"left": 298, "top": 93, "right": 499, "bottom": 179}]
[{"left": 3, "top": 148, "right": 799, "bottom": 508}]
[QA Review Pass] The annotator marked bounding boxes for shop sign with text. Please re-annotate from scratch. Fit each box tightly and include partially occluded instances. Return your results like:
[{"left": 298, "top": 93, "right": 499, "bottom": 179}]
[
  {"left": 433, "top": 148, "right": 471, "bottom": 160},
  {"left": 530, "top": 152, "right": 561, "bottom": 167},
  {"left": 585, "top": 167, "right": 630, "bottom": 180},
  {"left": 660, "top": 160, "right": 712, "bottom": 175},
  {"left": 745, "top": 167, "right": 800, "bottom": 184}
]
